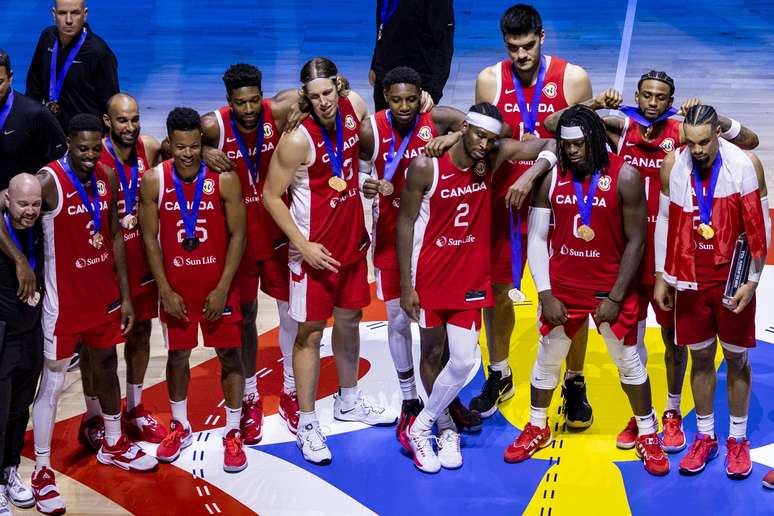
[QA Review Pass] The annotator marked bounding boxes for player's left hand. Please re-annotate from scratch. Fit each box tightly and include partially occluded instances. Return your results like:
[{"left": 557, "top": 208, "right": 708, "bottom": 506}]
[
  {"left": 726, "top": 281, "right": 756, "bottom": 314},
  {"left": 203, "top": 286, "right": 228, "bottom": 321},
  {"left": 400, "top": 288, "right": 420, "bottom": 322},
  {"left": 419, "top": 90, "right": 435, "bottom": 113},
  {"left": 121, "top": 299, "right": 135, "bottom": 335},
  {"left": 424, "top": 132, "right": 460, "bottom": 157},
  {"left": 678, "top": 97, "right": 702, "bottom": 116},
  {"left": 14, "top": 257, "right": 36, "bottom": 302},
  {"left": 284, "top": 96, "right": 309, "bottom": 133},
  {"left": 202, "top": 146, "right": 235, "bottom": 173},
  {"left": 505, "top": 172, "right": 535, "bottom": 209},
  {"left": 362, "top": 178, "right": 380, "bottom": 199},
  {"left": 520, "top": 132, "right": 538, "bottom": 142},
  {"left": 595, "top": 297, "right": 621, "bottom": 323}
]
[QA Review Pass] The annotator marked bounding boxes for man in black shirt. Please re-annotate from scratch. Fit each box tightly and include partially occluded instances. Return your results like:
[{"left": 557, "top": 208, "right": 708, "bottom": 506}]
[
  {"left": 0, "top": 174, "right": 43, "bottom": 513},
  {"left": 0, "top": 50, "right": 66, "bottom": 190},
  {"left": 25, "top": 0, "right": 119, "bottom": 131},
  {"left": 369, "top": 0, "right": 454, "bottom": 111}
]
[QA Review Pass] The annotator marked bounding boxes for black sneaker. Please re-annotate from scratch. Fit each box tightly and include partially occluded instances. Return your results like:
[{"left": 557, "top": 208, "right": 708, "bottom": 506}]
[
  {"left": 468, "top": 367, "right": 514, "bottom": 418},
  {"left": 396, "top": 398, "right": 423, "bottom": 442},
  {"left": 562, "top": 375, "right": 594, "bottom": 429},
  {"left": 449, "top": 397, "right": 482, "bottom": 433}
]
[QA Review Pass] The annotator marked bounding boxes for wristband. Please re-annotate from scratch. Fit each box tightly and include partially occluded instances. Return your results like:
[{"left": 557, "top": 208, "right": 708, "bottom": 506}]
[
  {"left": 537, "top": 150, "right": 558, "bottom": 168},
  {"left": 721, "top": 118, "right": 741, "bottom": 140},
  {"left": 607, "top": 295, "right": 622, "bottom": 304}
]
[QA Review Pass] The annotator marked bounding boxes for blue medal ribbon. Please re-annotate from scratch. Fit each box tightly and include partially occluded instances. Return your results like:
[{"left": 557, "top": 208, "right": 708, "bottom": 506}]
[
  {"left": 573, "top": 170, "right": 602, "bottom": 228},
  {"left": 312, "top": 109, "right": 344, "bottom": 178},
  {"left": 61, "top": 155, "right": 101, "bottom": 236},
  {"left": 229, "top": 112, "right": 264, "bottom": 192},
  {"left": 49, "top": 28, "right": 88, "bottom": 104},
  {"left": 378, "top": 0, "right": 400, "bottom": 39},
  {"left": 618, "top": 105, "right": 678, "bottom": 128},
  {"left": 383, "top": 111, "right": 418, "bottom": 182},
  {"left": 691, "top": 152, "right": 723, "bottom": 226},
  {"left": 172, "top": 161, "right": 206, "bottom": 240},
  {"left": 508, "top": 206, "right": 523, "bottom": 290},
  {"left": 4, "top": 213, "right": 36, "bottom": 271},
  {"left": 511, "top": 56, "right": 546, "bottom": 135},
  {"left": 104, "top": 137, "right": 138, "bottom": 218},
  {"left": 0, "top": 90, "right": 13, "bottom": 133}
]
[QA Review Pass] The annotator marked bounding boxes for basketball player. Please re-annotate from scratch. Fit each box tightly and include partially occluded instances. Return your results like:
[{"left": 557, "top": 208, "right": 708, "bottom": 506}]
[
  {"left": 200, "top": 64, "right": 301, "bottom": 440},
  {"left": 30, "top": 114, "right": 157, "bottom": 515},
  {"left": 139, "top": 107, "right": 247, "bottom": 472},
  {"left": 358, "top": 65, "right": 469, "bottom": 438},
  {"left": 545, "top": 72, "right": 760, "bottom": 452},
  {"left": 654, "top": 105, "right": 769, "bottom": 479},
  {"left": 265, "top": 57, "right": 395, "bottom": 465},
  {"left": 505, "top": 106, "right": 669, "bottom": 476},
  {"left": 472, "top": 3, "right": 595, "bottom": 426}
]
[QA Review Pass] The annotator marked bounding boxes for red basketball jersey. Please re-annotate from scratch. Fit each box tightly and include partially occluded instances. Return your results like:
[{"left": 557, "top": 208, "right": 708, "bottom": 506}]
[
  {"left": 368, "top": 110, "right": 438, "bottom": 270},
  {"left": 617, "top": 118, "right": 681, "bottom": 284},
  {"left": 548, "top": 153, "right": 627, "bottom": 292},
  {"left": 97, "top": 137, "right": 155, "bottom": 299},
  {"left": 412, "top": 153, "right": 493, "bottom": 310},
  {"left": 691, "top": 175, "right": 731, "bottom": 287},
  {"left": 214, "top": 101, "right": 284, "bottom": 261},
  {"left": 41, "top": 157, "right": 121, "bottom": 336},
  {"left": 291, "top": 96, "right": 369, "bottom": 267},
  {"left": 156, "top": 160, "right": 240, "bottom": 322}
]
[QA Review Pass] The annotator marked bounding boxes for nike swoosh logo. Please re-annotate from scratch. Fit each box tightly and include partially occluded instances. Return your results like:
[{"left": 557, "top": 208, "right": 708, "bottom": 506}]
[
  {"left": 382, "top": 137, "right": 392, "bottom": 143},
  {"left": 226, "top": 137, "right": 237, "bottom": 143},
  {"left": 3, "top": 130, "right": 15, "bottom": 135},
  {"left": 557, "top": 180, "right": 571, "bottom": 186},
  {"left": 339, "top": 407, "right": 357, "bottom": 414},
  {"left": 441, "top": 174, "right": 454, "bottom": 180},
  {"left": 165, "top": 188, "right": 176, "bottom": 194},
  {"left": 505, "top": 88, "right": 516, "bottom": 94},
  {"left": 625, "top": 141, "right": 637, "bottom": 147},
  {"left": 66, "top": 191, "right": 78, "bottom": 199},
  {"left": 317, "top": 141, "right": 325, "bottom": 148}
]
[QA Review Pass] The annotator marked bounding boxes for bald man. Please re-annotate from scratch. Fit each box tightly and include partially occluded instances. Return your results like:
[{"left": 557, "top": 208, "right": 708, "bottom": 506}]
[{"left": 0, "top": 174, "right": 44, "bottom": 510}]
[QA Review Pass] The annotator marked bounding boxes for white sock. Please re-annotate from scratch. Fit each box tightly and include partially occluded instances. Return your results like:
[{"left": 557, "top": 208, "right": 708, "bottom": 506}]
[
  {"left": 636, "top": 319, "right": 648, "bottom": 367},
  {"left": 729, "top": 415, "right": 748, "bottom": 440},
  {"left": 412, "top": 409, "right": 434, "bottom": 434},
  {"left": 298, "top": 410, "right": 317, "bottom": 430},
  {"left": 225, "top": 406, "right": 241, "bottom": 433},
  {"left": 103, "top": 413, "right": 121, "bottom": 446},
  {"left": 244, "top": 374, "right": 258, "bottom": 399},
  {"left": 33, "top": 359, "right": 69, "bottom": 471},
  {"left": 564, "top": 369, "right": 583, "bottom": 382},
  {"left": 436, "top": 408, "right": 455, "bottom": 433},
  {"left": 126, "top": 383, "right": 142, "bottom": 412},
  {"left": 338, "top": 386, "right": 360, "bottom": 405},
  {"left": 277, "top": 300, "right": 298, "bottom": 393},
  {"left": 170, "top": 398, "right": 190, "bottom": 429},
  {"left": 84, "top": 395, "right": 101, "bottom": 419},
  {"left": 696, "top": 412, "right": 715, "bottom": 438},
  {"left": 635, "top": 409, "right": 658, "bottom": 436},
  {"left": 529, "top": 405, "right": 548, "bottom": 428},
  {"left": 490, "top": 359, "right": 511, "bottom": 378},
  {"left": 398, "top": 372, "right": 418, "bottom": 401},
  {"left": 666, "top": 392, "right": 681, "bottom": 413}
]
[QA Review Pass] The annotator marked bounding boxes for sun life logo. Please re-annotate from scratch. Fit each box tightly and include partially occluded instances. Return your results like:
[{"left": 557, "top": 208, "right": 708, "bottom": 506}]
[
  {"left": 173, "top": 256, "right": 184, "bottom": 267},
  {"left": 435, "top": 236, "right": 447, "bottom": 247},
  {"left": 75, "top": 258, "right": 87, "bottom": 269}
]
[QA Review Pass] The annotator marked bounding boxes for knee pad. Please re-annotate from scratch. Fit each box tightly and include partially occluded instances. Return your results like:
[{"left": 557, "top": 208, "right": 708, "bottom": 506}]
[
  {"left": 386, "top": 299, "right": 411, "bottom": 331},
  {"left": 530, "top": 328, "right": 571, "bottom": 390},
  {"left": 446, "top": 324, "right": 480, "bottom": 377},
  {"left": 604, "top": 336, "right": 648, "bottom": 385},
  {"left": 36, "top": 359, "right": 69, "bottom": 407}
]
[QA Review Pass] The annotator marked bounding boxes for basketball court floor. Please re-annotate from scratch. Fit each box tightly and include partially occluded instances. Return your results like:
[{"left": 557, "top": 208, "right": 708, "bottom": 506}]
[{"left": 1, "top": 0, "right": 774, "bottom": 514}]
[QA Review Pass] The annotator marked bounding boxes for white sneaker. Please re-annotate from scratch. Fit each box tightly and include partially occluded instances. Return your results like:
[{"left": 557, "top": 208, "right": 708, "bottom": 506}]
[
  {"left": 333, "top": 392, "right": 397, "bottom": 426},
  {"left": 405, "top": 419, "right": 440, "bottom": 474},
  {"left": 0, "top": 490, "right": 11, "bottom": 516},
  {"left": 4, "top": 466, "right": 34, "bottom": 508},
  {"left": 296, "top": 421, "right": 332, "bottom": 465},
  {"left": 437, "top": 428, "right": 463, "bottom": 469}
]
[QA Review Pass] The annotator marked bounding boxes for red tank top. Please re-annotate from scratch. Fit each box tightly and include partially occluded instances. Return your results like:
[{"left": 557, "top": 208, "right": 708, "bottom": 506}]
[
  {"left": 215, "top": 101, "right": 285, "bottom": 261},
  {"left": 549, "top": 153, "right": 626, "bottom": 292},
  {"left": 370, "top": 110, "right": 438, "bottom": 270},
  {"left": 41, "top": 157, "right": 121, "bottom": 335},
  {"left": 412, "top": 153, "right": 493, "bottom": 310},
  {"left": 617, "top": 118, "right": 681, "bottom": 284},
  {"left": 97, "top": 137, "right": 154, "bottom": 298},
  {"left": 156, "top": 160, "right": 240, "bottom": 322},
  {"left": 291, "top": 96, "right": 369, "bottom": 267},
  {"left": 692, "top": 174, "right": 731, "bottom": 287}
]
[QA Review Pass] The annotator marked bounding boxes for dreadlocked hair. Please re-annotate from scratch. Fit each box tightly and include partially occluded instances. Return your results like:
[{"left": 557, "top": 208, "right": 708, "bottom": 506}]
[
  {"left": 684, "top": 104, "right": 718, "bottom": 128},
  {"left": 555, "top": 105, "right": 610, "bottom": 175},
  {"left": 637, "top": 70, "right": 675, "bottom": 96},
  {"left": 298, "top": 57, "right": 350, "bottom": 113}
]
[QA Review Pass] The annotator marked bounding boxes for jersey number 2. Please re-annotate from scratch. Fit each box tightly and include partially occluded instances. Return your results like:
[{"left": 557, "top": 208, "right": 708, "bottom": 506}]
[{"left": 454, "top": 203, "right": 469, "bottom": 227}]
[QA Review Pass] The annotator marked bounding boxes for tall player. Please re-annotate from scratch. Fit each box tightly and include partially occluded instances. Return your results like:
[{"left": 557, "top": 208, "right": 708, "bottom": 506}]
[
  {"left": 265, "top": 57, "right": 395, "bottom": 465},
  {"left": 545, "top": 72, "right": 760, "bottom": 451},
  {"left": 471, "top": 3, "right": 594, "bottom": 426},
  {"left": 139, "top": 107, "right": 248, "bottom": 472},
  {"left": 655, "top": 105, "right": 769, "bottom": 479},
  {"left": 358, "top": 65, "right": 468, "bottom": 437},
  {"left": 200, "top": 64, "right": 303, "bottom": 439},
  {"left": 30, "top": 114, "right": 157, "bottom": 515},
  {"left": 504, "top": 106, "right": 669, "bottom": 476}
]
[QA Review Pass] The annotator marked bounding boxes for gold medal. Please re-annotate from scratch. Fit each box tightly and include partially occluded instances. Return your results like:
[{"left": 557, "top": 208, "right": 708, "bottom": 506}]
[
  {"left": 328, "top": 176, "right": 347, "bottom": 192},
  {"left": 46, "top": 101, "right": 60, "bottom": 114},
  {"left": 378, "top": 180, "right": 394, "bottom": 196},
  {"left": 577, "top": 224, "right": 595, "bottom": 242},
  {"left": 121, "top": 213, "right": 137, "bottom": 230},
  {"left": 508, "top": 288, "right": 526, "bottom": 303},
  {"left": 91, "top": 232, "right": 104, "bottom": 249},
  {"left": 697, "top": 223, "right": 714, "bottom": 240}
]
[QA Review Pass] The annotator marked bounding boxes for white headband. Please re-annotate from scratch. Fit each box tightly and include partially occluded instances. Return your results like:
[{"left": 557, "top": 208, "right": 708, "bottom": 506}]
[
  {"left": 465, "top": 112, "right": 503, "bottom": 135},
  {"left": 560, "top": 125, "right": 585, "bottom": 140}
]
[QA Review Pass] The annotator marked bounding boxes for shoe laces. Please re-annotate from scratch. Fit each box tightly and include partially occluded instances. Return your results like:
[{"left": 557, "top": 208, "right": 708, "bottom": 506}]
[
  {"left": 357, "top": 395, "right": 385, "bottom": 416},
  {"left": 727, "top": 438, "right": 748, "bottom": 460},
  {"left": 411, "top": 429, "right": 437, "bottom": 457},
  {"left": 663, "top": 415, "right": 681, "bottom": 434},
  {"left": 6, "top": 466, "right": 23, "bottom": 489},
  {"left": 0, "top": 490, "right": 9, "bottom": 508},
  {"left": 686, "top": 437, "right": 710, "bottom": 459},
  {"left": 302, "top": 423, "right": 328, "bottom": 452},
  {"left": 162, "top": 424, "right": 186, "bottom": 446},
  {"left": 516, "top": 424, "right": 543, "bottom": 447},
  {"left": 224, "top": 435, "right": 242, "bottom": 456},
  {"left": 438, "top": 430, "right": 460, "bottom": 452}
]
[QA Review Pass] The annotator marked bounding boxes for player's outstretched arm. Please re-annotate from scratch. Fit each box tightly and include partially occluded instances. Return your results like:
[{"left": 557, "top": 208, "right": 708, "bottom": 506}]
[
  {"left": 653, "top": 152, "right": 675, "bottom": 311},
  {"left": 105, "top": 165, "right": 134, "bottom": 334},
  {"left": 0, "top": 185, "right": 36, "bottom": 301},
  {"left": 543, "top": 89, "right": 622, "bottom": 133},
  {"left": 497, "top": 137, "right": 557, "bottom": 208},
  {"left": 431, "top": 106, "right": 466, "bottom": 134},
  {"left": 200, "top": 112, "right": 234, "bottom": 173}
]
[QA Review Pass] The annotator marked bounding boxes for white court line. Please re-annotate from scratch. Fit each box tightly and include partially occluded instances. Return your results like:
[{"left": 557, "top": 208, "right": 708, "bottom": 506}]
[{"left": 613, "top": 0, "right": 638, "bottom": 93}]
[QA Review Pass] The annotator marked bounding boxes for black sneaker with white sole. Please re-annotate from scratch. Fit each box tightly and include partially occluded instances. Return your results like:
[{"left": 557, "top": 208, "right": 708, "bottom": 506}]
[
  {"left": 562, "top": 375, "right": 594, "bottom": 429},
  {"left": 468, "top": 367, "right": 514, "bottom": 418},
  {"left": 449, "top": 397, "right": 482, "bottom": 433},
  {"left": 396, "top": 398, "right": 424, "bottom": 442}
]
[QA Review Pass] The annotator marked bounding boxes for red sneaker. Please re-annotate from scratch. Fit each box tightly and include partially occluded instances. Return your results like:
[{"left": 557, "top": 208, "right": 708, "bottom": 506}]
[
  {"left": 30, "top": 467, "right": 66, "bottom": 515},
  {"left": 78, "top": 415, "right": 104, "bottom": 452},
  {"left": 616, "top": 416, "right": 637, "bottom": 450},
  {"left": 725, "top": 437, "right": 752, "bottom": 480},
  {"left": 97, "top": 434, "right": 158, "bottom": 472},
  {"left": 240, "top": 394, "right": 264, "bottom": 445},
  {"left": 223, "top": 429, "right": 247, "bottom": 473},
  {"left": 397, "top": 399, "right": 423, "bottom": 449},
  {"left": 678, "top": 433, "right": 718, "bottom": 475},
  {"left": 763, "top": 469, "right": 774, "bottom": 489},
  {"left": 156, "top": 420, "right": 193, "bottom": 463},
  {"left": 504, "top": 423, "right": 551, "bottom": 463},
  {"left": 635, "top": 433, "right": 670, "bottom": 476},
  {"left": 123, "top": 404, "right": 167, "bottom": 443},
  {"left": 279, "top": 391, "right": 299, "bottom": 434},
  {"left": 661, "top": 410, "right": 686, "bottom": 453}
]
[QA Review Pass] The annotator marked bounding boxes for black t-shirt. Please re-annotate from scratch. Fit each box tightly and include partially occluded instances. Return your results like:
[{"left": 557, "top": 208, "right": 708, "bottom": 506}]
[
  {"left": 0, "top": 221, "right": 43, "bottom": 337},
  {"left": 0, "top": 90, "right": 66, "bottom": 189}
]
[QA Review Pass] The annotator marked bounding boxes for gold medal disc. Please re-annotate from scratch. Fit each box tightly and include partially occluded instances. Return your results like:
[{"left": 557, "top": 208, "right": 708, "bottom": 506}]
[
  {"left": 508, "top": 288, "right": 526, "bottom": 303},
  {"left": 378, "top": 180, "right": 394, "bottom": 196},
  {"left": 91, "top": 233, "right": 104, "bottom": 249},
  {"left": 577, "top": 224, "right": 595, "bottom": 242},
  {"left": 697, "top": 223, "right": 715, "bottom": 240},
  {"left": 328, "top": 176, "right": 347, "bottom": 192}
]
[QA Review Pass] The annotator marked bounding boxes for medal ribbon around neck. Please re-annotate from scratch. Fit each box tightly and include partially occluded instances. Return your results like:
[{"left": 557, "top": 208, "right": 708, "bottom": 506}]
[
  {"left": 62, "top": 155, "right": 101, "bottom": 237},
  {"left": 313, "top": 109, "right": 344, "bottom": 180},
  {"left": 49, "top": 28, "right": 88, "bottom": 104},
  {"left": 691, "top": 152, "right": 723, "bottom": 229},
  {"left": 618, "top": 105, "right": 678, "bottom": 128},
  {"left": 378, "top": 0, "right": 400, "bottom": 39},
  {"left": 229, "top": 111, "right": 265, "bottom": 191},
  {"left": 384, "top": 111, "right": 418, "bottom": 183},
  {"left": 105, "top": 137, "right": 139, "bottom": 218},
  {"left": 172, "top": 161, "right": 206, "bottom": 242},
  {"left": 511, "top": 55, "right": 546, "bottom": 134},
  {"left": 0, "top": 90, "right": 14, "bottom": 133},
  {"left": 4, "top": 213, "right": 35, "bottom": 271},
  {"left": 573, "top": 170, "right": 602, "bottom": 232}
]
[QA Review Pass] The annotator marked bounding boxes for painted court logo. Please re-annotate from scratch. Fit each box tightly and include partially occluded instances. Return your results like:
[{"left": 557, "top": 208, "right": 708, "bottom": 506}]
[
  {"left": 597, "top": 175, "right": 612, "bottom": 192},
  {"left": 344, "top": 114, "right": 356, "bottom": 130},
  {"left": 417, "top": 126, "right": 433, "bottom": 141},
  {"left": 202, "top": 178, "right": 215, "bottom": 195},
  {"left": 660, "top": 138, "right": 675, "bottom": 152},
  {"left": 543, "top": 82, "right": 558, "bottom": 98}
]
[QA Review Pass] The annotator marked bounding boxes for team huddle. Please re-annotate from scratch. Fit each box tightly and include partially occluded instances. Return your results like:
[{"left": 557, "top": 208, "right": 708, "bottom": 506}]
[{"left": 0, "top": 2, "right": 772, "bottom": 515}]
